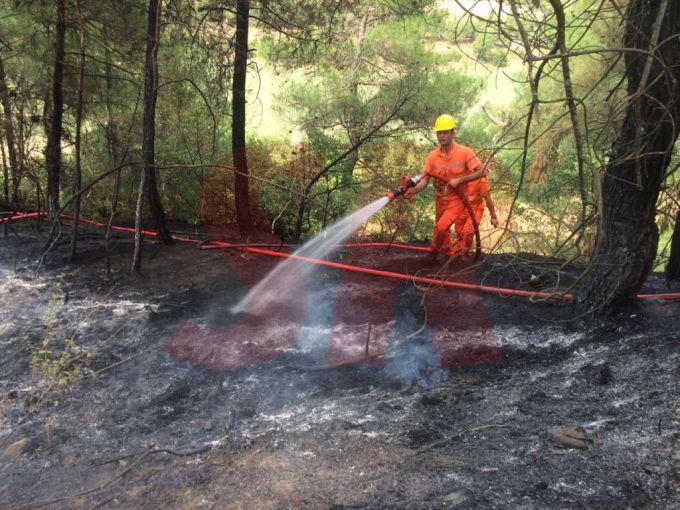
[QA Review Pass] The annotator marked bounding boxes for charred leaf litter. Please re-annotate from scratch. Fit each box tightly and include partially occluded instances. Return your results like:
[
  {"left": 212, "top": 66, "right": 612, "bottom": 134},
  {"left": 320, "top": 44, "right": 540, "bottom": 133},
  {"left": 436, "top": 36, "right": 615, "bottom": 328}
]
[{"left": 1, "top": 226, "right": 679, "bottom": 509}]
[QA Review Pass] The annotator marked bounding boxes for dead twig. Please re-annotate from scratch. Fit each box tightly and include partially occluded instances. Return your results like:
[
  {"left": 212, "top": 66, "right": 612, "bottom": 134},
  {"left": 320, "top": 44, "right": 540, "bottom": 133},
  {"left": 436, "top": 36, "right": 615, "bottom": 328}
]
[
  {"left": 416, "top": 423, "right": 511, "bottom": 454},
  {"left": 365, "top": 323, "right": 371, "bottom": 356},
  {"left": 91, "top": 444, "right": 213, "bottom": 467}
]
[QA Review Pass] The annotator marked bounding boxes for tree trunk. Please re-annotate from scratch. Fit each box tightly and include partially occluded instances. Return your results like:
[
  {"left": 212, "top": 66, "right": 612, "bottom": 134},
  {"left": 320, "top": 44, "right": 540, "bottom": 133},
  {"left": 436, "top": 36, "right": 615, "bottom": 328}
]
[
  {"left": 575, "top": 0, "right": 680, "bottom": 316},
  {"left": 37, "top": 86, "right": 52, "bottom": 216},
  {"left": 131, "top": 164, "right": 146, "bottom": 274},
  {"left": 145, "top": 0, "right": 172, "bottom": 244},
  {"left": 1, "top": 138, "right": 8, "bottom": 207},
  {"left": 232, "top": 0, "right": 254, "bottom": 236},
  {"left": 16, "top": 97, "right": 24, "bottom": 200},
  {"left": 45, "top": 0, "right": 66, "bottom": 218},
  {"left": 132, "top": 0, "right": 171, "bottom": 273},
  {"left": 666, "top": 211, "right": 680, "bottom": 284},
  {"left": 69, "top": 1, "right": 86, "bottom": 262},
  {"left": 106, "top": 158, "right": 122, "bottom": 273},
  {"left": 0, "top": 54, "right": 20, "bottom": 206}
]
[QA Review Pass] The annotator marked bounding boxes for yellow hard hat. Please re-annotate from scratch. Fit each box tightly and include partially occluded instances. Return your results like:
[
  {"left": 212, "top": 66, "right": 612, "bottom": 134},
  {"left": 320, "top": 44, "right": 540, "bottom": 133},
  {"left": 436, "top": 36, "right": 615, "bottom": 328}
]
[{"left": 434, "top": 114, "right": 457, "bottom": 132}]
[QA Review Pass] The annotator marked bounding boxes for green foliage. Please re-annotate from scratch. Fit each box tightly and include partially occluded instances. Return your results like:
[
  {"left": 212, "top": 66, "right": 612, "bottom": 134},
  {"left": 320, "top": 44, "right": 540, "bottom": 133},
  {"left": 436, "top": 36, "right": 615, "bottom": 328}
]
[
  {"left": 259, "top": 175, "right": 300, "bottom": 240},
  {"left": 0, "top": 0, "right": 486, "bottom": 242},
  {"left": 353, "top": 138, "right": 433, "bottom": 242},
  {"left": 472, "top": 33, "right": 507, "bottom": 67},
  {"left": 452, "top": 16, "right": 478, "bottom": 44},
  {"left": 396, "top": 71, "right": 485, "bottom": 130},
  {"left": 4, "top": 0, "right": 670, "bottom": 269},
  {"left": 261, "top": 3, "right": 485, "bottom": 238}
]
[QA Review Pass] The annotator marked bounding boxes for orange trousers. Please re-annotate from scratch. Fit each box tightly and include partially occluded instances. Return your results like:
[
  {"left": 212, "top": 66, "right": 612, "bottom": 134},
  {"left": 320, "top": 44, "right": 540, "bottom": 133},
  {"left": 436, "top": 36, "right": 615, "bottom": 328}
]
[
  {"left": 432, "top": 198, "right": 469, "bottom": 256},
  {"left": 462, "top": 200, "right": 485, "bottom": 251}
]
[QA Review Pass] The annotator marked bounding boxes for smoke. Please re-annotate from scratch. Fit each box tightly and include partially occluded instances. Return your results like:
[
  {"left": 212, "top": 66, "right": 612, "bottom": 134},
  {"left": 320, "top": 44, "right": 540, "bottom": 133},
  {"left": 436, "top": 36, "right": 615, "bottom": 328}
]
[
  {"left": 384, "top": 287, "right": 447, "bottom": 389},
  {"left": 289, "top": 282, "right": 341, "bottom": 365},
  {"left": 385, "top": 336, "right": 447, "bottom": 389}
]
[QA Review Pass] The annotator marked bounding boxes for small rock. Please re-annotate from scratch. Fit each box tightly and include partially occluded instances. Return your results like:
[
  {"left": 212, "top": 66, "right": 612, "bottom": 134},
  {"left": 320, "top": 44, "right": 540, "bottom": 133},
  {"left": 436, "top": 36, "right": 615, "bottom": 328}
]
[
  {"left": 443, "top": 491, "right": 466, "bottom": 505},
  {"left": 2, "top": 438, "right": 29, "bottom": 459},
  {"left": 548, "top": 426, "right": 593, "bottom": 450}
]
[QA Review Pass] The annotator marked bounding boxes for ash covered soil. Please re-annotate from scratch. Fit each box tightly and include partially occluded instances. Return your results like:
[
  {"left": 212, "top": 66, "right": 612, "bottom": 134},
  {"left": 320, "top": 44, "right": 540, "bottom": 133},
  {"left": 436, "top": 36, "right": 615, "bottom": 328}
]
[{"left": 1, "top": 222, "right": 679, "bottom": 509}]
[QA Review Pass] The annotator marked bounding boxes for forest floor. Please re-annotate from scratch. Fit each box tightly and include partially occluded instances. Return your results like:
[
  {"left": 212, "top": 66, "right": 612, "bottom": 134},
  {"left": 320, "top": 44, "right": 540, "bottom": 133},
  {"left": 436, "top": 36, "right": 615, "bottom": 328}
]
[{"left": 1, "top": 219, "right": 679, "bottom": 509}]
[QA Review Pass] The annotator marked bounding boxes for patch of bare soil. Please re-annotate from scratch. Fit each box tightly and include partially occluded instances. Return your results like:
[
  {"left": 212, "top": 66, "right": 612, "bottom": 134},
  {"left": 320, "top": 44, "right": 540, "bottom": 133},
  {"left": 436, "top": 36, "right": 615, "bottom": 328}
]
[{"left": 1, "top": 220, "right": 679, "bottom": 509}]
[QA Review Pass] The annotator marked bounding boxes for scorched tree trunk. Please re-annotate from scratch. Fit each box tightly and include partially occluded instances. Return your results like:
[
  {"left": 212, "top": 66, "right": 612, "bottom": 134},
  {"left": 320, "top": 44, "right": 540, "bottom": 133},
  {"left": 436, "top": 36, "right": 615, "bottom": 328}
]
[
  {"left": 232, "top": 0, "right": 254, "bottom": 236},
  {"left": 575, "top": 0, "right": 680, "bottom": 316},
  {"left": 45, "top": 0, "right": 65, "bottom": 217}
]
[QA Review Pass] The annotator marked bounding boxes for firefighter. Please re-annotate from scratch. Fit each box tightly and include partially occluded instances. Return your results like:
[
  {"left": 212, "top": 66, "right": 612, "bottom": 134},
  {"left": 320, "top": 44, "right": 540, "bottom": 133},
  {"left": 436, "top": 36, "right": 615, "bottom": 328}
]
[
  {"left": 405, "top": 114, "right": 488, "bottom": 257},
  {"left": 461, "top": 167, "right": 499, "bottom": 255}
]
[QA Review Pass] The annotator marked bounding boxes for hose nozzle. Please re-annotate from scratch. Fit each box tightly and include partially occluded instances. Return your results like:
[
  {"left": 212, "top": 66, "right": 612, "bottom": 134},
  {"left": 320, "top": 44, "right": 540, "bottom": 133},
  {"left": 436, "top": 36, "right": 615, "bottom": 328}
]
[{"left": 386, "top": 174, "right": 423, "bottom": 202}]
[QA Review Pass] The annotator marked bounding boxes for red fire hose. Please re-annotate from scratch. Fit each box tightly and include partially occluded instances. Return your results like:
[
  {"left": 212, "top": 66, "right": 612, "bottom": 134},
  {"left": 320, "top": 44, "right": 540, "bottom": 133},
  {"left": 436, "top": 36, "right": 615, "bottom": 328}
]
[
  {"left": 3, "top": 211, "right": 680, "bottom": 302},
  {"left": 198, "top": 239, "right": 570, "bottom": 300}
]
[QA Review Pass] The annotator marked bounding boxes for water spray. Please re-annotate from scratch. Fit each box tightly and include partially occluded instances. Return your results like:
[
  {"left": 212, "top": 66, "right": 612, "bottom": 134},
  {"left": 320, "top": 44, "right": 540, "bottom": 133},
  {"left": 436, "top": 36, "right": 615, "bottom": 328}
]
[{"left": 386, "top": 173, "right": 425, "bottom": 202}]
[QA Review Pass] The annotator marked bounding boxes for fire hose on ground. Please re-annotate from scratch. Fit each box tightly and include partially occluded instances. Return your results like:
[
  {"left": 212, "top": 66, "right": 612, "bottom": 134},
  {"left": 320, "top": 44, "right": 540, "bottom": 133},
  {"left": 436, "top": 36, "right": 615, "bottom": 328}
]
[{"left": 2, "top": 211, "right": 680, "bottom": 302}]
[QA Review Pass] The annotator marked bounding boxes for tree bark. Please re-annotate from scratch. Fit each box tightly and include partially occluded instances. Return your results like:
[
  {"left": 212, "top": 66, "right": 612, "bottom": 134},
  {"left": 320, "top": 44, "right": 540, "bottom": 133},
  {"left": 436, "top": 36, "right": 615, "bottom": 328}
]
[
  {"left": 575, "top": 0, "right": 680, "bottom": 316},
  {"left": 132, "top": 0, "right": 172, "bottom": 274},
  {"left": 0, "top": 55, "right": 20, "bottom": 207},
  {"left": 15, "top": 98, "right": 25, "bottom": 204},
  {"left": 232, "top": 0, "right": 254, "bottom": 236},
  {"left": 45, "top": 0, "right": 66, "bottom": 217},
  {"left": 1, "top": 137, "right": 8, "bottom": 207},
  {"left": 666, "top": 211, "right": 680, "bottom": 283},
  {"left": 145, "top": 0, "right": 172, "bottom": 244}
]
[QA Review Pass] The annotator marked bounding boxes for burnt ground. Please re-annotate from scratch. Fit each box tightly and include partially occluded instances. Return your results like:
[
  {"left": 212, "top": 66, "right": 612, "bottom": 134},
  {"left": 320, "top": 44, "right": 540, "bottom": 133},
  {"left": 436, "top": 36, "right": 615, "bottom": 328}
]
[{"left": 1, "top": 220, "right": 679, "bottom": 509}]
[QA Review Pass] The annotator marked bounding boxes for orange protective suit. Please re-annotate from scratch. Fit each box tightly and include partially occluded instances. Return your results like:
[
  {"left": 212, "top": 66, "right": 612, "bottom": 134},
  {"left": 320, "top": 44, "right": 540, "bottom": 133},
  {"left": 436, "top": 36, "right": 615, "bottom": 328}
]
[
  {"left": 462, "top": 176, "right": 490, "bottom": 252},
  {"left": 423, "top": 143, "right": 482, "bottom": 256}
]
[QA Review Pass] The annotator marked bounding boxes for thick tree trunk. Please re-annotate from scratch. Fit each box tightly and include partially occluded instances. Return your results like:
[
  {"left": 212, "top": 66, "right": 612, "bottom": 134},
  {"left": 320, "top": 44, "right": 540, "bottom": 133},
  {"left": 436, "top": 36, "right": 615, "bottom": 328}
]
[
  {"left": 666, "top": 211, "right": 680, "bottom": 283},
  {"left": 0, "top": 55, "right": 20, "bottom": 206},
  {"left": 144, "top": 0, "right": 172, "bottom": 244},
  {"left": 232, "top": 0, "right": 254, "bottom": 236},
  {"left": 575, "top": 0, "right": 680, "bottom": 316},
  {"left": 45, "top": 0, "right": 66, "bottom": 217},
  {"left": 132, "top": 0, "right": 171, "bottom": 274}
]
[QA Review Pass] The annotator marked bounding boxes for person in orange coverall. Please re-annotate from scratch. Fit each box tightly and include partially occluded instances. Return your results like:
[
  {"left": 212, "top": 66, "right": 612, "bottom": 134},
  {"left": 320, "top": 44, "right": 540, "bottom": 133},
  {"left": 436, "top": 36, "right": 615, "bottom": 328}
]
[
  {"left": 461, "top": 173, "right": 499, "bottom": 255},
  {"left": 405, "top": 114, "right": 488, "bottom": 257}
]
